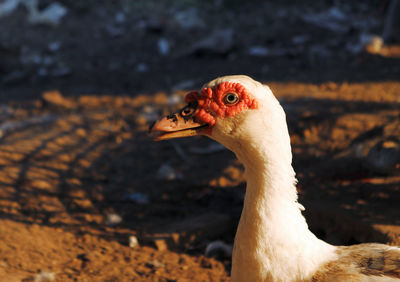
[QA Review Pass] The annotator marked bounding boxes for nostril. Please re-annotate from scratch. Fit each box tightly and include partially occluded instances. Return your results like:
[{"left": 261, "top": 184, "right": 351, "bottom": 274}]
[{"left": 167, "top": 113, "right": 178, "bottom": 122}]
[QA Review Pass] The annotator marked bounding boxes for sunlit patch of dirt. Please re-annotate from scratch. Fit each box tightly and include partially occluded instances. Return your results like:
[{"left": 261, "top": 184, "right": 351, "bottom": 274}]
[{"left": 0, "top": 81, "right": 399, "bottom": 280}]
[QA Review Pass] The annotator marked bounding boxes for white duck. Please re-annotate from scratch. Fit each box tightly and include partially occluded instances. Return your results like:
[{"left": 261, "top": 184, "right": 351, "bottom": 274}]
[{"left": 150, "top": 75, "right": 400, "bottom": 281}]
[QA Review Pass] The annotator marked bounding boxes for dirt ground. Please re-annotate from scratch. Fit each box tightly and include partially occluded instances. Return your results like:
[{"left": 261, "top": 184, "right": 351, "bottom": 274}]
[{"left": 0, "top": 1, "right": 400, "bottom": 281}]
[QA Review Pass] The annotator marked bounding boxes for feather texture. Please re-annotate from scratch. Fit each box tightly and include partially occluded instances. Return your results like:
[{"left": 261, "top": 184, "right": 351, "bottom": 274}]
[
  {"left": 152, "top": 75, "right": 400, "bottom": 281},
  {"left": 202, "top": 75, "right": 400, "bottom": 281}
]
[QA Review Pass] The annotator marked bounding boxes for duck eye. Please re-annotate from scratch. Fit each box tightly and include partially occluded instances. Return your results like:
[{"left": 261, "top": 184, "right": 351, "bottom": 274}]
[
  {"left": 224, "top": 93, "right": 239, "bottom": 105},
  {"left": 181, "top": 105, "right": 195, "bottom": 117}
]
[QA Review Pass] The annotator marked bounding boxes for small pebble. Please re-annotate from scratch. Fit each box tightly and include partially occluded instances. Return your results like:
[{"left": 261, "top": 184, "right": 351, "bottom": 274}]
[
  {"left": 205, "top": 240, "right": 233, "bottom": 258},
  {"left": 156, "top": 164, "right": 183, "bottom": 181},
  {"left": 34, "top": 271, "right": 56, "bottom": 282},
  {"left": 105, "top": 213, "right": 122, "bottom": 226},
  {"left": 129, "top": 235, "right": 139, "bottom": 248}
]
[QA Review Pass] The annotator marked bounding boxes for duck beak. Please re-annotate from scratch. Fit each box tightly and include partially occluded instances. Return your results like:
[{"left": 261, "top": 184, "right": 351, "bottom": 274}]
[{"left": 149, "top": 103, "right": 208, "bottom": 141}]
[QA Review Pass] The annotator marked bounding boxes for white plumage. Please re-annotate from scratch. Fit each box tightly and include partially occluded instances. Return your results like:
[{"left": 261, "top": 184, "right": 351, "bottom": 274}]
[{"left": 151, "top": 75, "right": 400, "bottom": 281}]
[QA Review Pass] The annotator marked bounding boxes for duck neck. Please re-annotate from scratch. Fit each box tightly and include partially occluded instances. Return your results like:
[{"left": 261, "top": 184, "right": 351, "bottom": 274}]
[{"left": 230, "top": 133, "right": 336, "bottom": 281}]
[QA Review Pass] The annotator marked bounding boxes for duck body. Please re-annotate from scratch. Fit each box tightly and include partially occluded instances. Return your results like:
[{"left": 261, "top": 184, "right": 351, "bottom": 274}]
[{"left": 150, "top": 75, "right": 400, "bottom": 281}]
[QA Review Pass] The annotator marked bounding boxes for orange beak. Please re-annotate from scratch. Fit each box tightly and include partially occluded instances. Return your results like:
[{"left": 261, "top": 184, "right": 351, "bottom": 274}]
[{"left": 149, "top": 102, "right": 209, "bottom": 141}]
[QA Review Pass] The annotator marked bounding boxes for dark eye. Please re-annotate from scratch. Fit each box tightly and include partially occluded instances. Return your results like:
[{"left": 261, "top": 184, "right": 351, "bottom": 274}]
[
  {"left": 224, "top": 93, "right": 239, "bottom": 105},
  {"left": 181, "top": 105, "right": 195, "bottom": 116}
]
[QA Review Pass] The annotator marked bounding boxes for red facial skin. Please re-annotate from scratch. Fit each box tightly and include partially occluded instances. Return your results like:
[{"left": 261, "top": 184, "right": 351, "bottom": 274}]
[{"left": 185, "top": 82, "right": 258, "bottom": 134}]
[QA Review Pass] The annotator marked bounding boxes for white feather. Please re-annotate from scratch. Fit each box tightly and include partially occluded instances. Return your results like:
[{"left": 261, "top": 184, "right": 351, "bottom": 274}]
[{"left": 204, "top": 75, "right": 338, "bottom": 281}]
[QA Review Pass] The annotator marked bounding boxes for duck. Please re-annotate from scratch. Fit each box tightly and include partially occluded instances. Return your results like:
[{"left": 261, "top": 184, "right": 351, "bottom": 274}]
[{"left": 150, "top": 75, "right": 400, "bottom": 281}]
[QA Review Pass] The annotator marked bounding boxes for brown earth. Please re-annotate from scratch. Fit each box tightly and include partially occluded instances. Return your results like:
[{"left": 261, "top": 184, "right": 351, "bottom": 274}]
[
  {"left": 0, "top": 1, "right": 400, "bottom": 281},
  {"left": 0, "top": 82, "right": 399, "bottom": 281}
]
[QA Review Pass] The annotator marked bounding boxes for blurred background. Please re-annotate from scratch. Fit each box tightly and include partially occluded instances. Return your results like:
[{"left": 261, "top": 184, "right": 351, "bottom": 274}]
[
  {"left": 0, "top": 0, "right": 399, "bottom": 281},
  {"left": 0, "top": 0, "right": 399, "bottom": 102}
]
